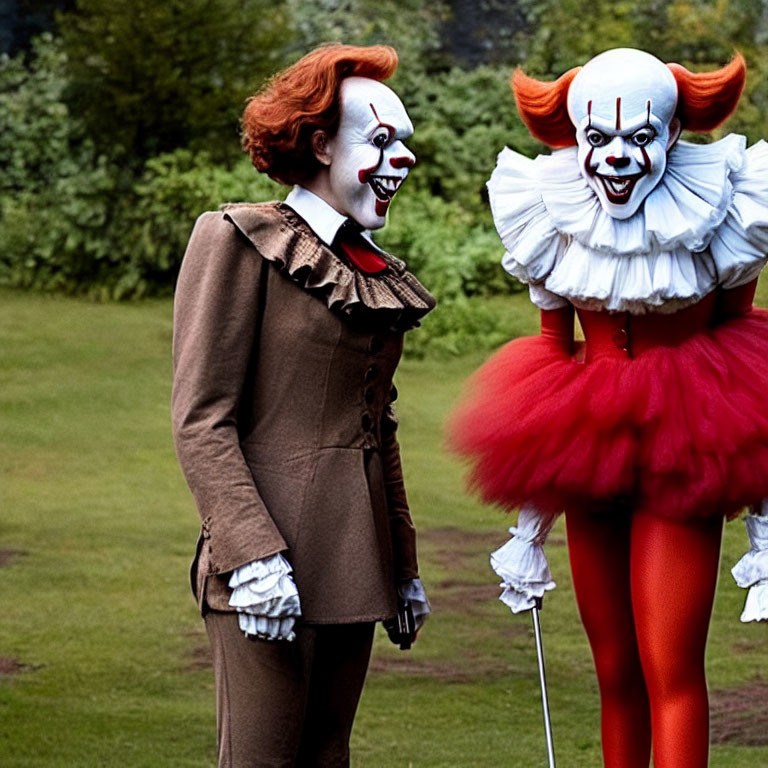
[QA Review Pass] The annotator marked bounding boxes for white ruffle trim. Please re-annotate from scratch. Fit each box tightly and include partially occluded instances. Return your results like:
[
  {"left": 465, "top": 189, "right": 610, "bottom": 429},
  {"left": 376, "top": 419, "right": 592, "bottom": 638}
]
[
  {"left": 229, "top": 553, "right": 301, "bottom": 641},
  {"left": 489, "top": 135, "right": 768, "bottom": 314},
  {"left": 732, "top": 511, "right": 768, "bottom": 622},
  {"left": 237, "top": 614, "right": 299, "bottom": 641},
  {"left": 737, "top": 583, "right": 768, "bottom": 623},
  {"left": 490, "top": 507, "right": 557, "bottom": 614},
  {"left": 710, "top": 140, "right": 768, "bottom": 289}
]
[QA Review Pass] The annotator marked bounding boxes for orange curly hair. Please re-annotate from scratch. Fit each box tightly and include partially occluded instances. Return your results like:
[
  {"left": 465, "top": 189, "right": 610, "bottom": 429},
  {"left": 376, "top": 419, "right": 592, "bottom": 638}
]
[
  {"left": 512, "top": 66, "right": 581, "bottom": 148},
  {"left": 667, "top": 53, "right": 746, "bottom": 132},
  {"left": 242, "top": 44, "right": 398, "bottom": 186},
  {"left": 512, "top": 53, "right": 746, "bottom": 149}
]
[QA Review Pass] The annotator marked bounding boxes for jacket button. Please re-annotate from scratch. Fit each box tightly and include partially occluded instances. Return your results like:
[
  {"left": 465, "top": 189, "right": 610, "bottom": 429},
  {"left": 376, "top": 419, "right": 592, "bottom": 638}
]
[
  {"left": 365, "top": 365, "right": 378, "bottom": 382},
  {"left": 612, "top": 327, "right": 628, "bottom": 350},
  {"left": 365, "top": 387, "right": 375, "bottom": 405},
  {"left": 362, "top": 413, "right": 372, "bottom": 432}
]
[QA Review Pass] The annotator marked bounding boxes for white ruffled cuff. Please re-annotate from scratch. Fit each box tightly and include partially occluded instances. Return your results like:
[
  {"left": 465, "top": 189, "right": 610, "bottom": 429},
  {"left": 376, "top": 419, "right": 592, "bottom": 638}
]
[
  {"left": 732, "top": 507, "right": 768, "bottom": 622},
  {"left": 398, "top": 577, "right": 430, "bottom": 629},
  {"left": 228, "top": 553, "right": 301, "bottom": 619},
  {"left": 490, "top": 506, "right": 557, "bottom": 614},
  {"left": 738, "top": 583, "right": 768, "bottom": 623},
  {"left": 236, "top": 614, "right": 298, "bottom": 642}
]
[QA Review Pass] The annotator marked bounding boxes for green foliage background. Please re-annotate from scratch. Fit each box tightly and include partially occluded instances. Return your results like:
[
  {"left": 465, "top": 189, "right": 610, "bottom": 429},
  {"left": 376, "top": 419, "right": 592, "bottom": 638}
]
[
  {"left": 2, "top": 5, "right": 768, "bottom": 764},
  {"left": 1, "top": 0, "right": 767, "bottom": 352}
]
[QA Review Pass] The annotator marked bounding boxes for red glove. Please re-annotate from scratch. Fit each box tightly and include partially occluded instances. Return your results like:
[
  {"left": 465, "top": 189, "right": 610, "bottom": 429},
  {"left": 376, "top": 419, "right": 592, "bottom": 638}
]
[{"left": 540, "top": 304, "right": 574, "bottom": 354}]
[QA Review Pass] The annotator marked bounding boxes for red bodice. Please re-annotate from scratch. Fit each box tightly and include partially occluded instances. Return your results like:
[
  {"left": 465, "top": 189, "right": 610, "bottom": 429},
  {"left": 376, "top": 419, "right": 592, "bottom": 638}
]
[{"left": 540, "top": 278, "right": 758, "bottom": 362}]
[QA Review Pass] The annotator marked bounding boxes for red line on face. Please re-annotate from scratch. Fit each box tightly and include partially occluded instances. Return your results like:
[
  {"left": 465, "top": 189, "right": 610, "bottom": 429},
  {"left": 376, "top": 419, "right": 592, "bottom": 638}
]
[
  {"left": 358, "top": 102, "right": 396, "bottom": 184},
  {"left": 389, "top": 156, "right": 414, "bottom": 169},
  {"left": 587, "top": 100, "right": 592, "bottom": 128},
  {"left": 640, "top": 145, "right": 651, "bottom": 174},
  {"left": 615, "top": 97, "right": 621, "bottom": 130},
  {"left": 369, "top": 103, "right": 395, "bottom": 141},
  {"left": 646, "top": 100, "right": 651, "bottom": 123},
  {"left": 584, "top": 146, "right": 596, "bottom": 176},
  {"left": 358, "top": 165, "right": 377, "bottom": 184}
]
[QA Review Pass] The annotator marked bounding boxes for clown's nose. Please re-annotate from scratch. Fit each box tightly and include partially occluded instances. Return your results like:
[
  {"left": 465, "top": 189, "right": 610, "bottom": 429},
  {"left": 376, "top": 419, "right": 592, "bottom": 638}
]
[{"left": 606, "top": 155, "right": 630, "bottom": 168}]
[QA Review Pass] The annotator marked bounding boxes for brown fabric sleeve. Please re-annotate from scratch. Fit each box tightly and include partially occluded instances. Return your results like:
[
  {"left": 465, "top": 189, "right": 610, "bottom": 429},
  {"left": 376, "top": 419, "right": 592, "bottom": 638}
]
[
  {"left": 381, "top": 387, "right": 419, "bottom": 581},
  {"left": 171, "top": 211, "right": 287, "bottom": 574}
]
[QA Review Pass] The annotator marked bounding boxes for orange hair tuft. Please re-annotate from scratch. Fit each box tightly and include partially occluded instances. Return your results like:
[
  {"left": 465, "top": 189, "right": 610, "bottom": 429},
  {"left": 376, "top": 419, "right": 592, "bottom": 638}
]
[
  {"left": 667, "top": 53, "right": 746, "bottom": 132},
  {"left": 512, "top": 66, "right": 581, "bottom": 148},
  {"left": 242, "top": 44, "right": 398, "bottom": 185}
]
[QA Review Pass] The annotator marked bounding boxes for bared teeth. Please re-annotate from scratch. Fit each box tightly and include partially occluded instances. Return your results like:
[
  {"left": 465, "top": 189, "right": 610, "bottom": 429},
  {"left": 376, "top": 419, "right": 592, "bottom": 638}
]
[
  {"left": 369, "top": 176, "right": 404, "bottom": 200},
  {"left": 607, "top": 178, "right": 631, "bottom": 193},
  {"left": 597, "top": 173, "right": 642, "bottom": 202}
]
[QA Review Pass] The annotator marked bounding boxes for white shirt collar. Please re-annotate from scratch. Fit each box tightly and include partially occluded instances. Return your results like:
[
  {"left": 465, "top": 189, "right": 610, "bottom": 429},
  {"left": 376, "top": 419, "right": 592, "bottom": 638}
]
[
  {"left": 284, "top": 186, "right": 348, "bottom": 246},
  {"left": 283, "top": 185, "right": 383, "bottom": 252}
]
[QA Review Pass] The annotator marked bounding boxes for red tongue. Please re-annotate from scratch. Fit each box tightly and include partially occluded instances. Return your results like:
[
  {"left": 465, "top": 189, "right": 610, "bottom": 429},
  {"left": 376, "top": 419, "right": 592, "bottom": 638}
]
[{"left": 338, "top": 240, "right": 388, "bottom": 274}]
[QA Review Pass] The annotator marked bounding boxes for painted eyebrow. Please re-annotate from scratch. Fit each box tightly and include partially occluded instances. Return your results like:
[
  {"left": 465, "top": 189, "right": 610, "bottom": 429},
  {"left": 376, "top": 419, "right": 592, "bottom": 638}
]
[
  {"left": 369, "top": 103, "right": 395, "bottom": 139},
  {"left": 586, "top": 116, "right": 656, "bottom": 135}
]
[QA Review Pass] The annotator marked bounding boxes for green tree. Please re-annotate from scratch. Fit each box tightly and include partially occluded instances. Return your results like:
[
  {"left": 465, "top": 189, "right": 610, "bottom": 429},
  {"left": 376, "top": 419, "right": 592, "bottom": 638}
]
[
  {"left": 399, "top": 65, "right": 537, "bottom": 212},
  {"left": 57, "top": 0, "right": 293, "bottom": 164},
  {"left": 514, "top": 0, "right": 768, "bottom": 145},
  {"left": 286, "top": 0, "right": 449, "bottom": 70},
  {"left": 0, "top": 33, "right": 78, "bottom": 196}
]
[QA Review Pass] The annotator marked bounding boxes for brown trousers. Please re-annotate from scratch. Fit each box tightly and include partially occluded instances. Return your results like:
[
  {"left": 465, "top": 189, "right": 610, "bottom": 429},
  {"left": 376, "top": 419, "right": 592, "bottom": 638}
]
[{"left": 205, "top": 612, "right": 375, "bottom": 768}]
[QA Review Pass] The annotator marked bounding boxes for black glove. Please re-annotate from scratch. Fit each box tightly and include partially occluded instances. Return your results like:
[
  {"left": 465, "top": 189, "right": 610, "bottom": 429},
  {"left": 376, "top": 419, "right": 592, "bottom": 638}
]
[{"left": 384, "top": 599, "right": 415, "bottom": 650}]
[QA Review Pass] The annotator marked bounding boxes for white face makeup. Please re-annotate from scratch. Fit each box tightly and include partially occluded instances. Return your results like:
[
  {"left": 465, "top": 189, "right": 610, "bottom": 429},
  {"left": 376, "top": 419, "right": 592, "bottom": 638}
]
[
  {"left": 324, "top": 77, "right": 415, "bottom": 230},
  {"left": 567, "top": 49, "right": 679, "bottom": 220}
]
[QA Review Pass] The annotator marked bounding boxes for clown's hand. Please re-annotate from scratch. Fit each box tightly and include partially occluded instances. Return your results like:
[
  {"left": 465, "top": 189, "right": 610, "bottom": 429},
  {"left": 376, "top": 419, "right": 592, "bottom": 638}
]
[
  {"left": 228, "top": 553, "right": 302, "bottom": 640},
  {"left": 490, "top": 506, "right": 557, "bottom": 614},
  {"left": 732, "top": 503, "right": 768, "bottom": 623}
]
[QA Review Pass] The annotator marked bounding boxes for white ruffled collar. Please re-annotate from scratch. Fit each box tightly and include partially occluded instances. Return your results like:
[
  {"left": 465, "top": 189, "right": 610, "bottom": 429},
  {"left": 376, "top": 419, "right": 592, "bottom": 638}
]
[{"left": 489, "top": 134, "right": 768, "bottom": 314}]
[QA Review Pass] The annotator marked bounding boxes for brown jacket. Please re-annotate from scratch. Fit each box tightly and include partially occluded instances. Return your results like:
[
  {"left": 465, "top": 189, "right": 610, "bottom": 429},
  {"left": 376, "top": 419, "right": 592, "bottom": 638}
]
[{"left": 171, "top": 203, "right": 435, "bottom": 623}]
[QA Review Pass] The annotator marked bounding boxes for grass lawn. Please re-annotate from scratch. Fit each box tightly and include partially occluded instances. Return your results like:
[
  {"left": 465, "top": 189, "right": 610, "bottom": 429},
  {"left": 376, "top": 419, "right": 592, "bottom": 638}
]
[{"left": 1, "top": 285, "right": 767, "bottom": 767}]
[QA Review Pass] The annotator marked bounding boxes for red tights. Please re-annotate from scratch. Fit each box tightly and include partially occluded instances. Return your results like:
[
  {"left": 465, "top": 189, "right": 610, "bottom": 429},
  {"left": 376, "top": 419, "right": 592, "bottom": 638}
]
[{"left": 566, "top": 510, "right": 723, "bottom": 768}]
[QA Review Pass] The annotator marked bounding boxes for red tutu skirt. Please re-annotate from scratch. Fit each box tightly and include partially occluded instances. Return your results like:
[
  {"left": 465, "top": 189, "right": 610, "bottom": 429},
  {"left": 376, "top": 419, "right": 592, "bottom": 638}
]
[{"left": 448, "top": 299, "right": 768, "bottom": 520}]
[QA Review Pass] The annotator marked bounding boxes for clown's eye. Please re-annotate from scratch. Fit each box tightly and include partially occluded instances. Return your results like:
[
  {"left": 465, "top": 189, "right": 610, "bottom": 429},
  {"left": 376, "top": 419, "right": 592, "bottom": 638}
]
[
  {"left": 631, "top": 127, "right": 656, "bottom": 147},
  {"left": 372, "top": 132, "right": 390, "bottom": 149},
  {"left": 586, "top": 129, "right": 608, "bottom": 147}
]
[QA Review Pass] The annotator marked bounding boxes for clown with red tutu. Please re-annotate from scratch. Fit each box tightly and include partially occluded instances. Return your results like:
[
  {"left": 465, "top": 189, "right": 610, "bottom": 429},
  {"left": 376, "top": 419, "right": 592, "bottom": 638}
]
[{"left": 449, "top": 48, "right": 768, "bottom": 768}]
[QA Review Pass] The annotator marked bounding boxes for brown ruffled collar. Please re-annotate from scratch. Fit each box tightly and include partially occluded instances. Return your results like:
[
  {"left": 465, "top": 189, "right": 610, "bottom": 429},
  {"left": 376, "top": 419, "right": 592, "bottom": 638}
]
[{"left": 223, "top": 202, "right": 436, "bottom": 332}]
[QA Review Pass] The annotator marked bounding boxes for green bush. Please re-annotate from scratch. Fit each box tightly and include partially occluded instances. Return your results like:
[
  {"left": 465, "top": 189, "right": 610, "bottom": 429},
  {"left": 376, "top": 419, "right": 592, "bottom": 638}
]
[
  {"left": 124, "top": 152, "right": 284, "bottom": 297},
  {"left": 0, "top": 148, "right": 284, "bottom": 299},
  {"left": 396, "top": 65, "right": 541, "bottom": 213},
  {"left": 404, "top": 295, "right": 519, "bottom": 358},
  {"left": 0, "top": 34, "right": 124, "bottom": 296},
  {"left": 378, "top": 185, "right": 517, "bottom": 301}
]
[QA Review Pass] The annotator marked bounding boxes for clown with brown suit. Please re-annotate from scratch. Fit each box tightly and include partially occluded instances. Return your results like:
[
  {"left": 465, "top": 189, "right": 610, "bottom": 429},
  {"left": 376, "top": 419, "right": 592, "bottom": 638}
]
[{"left": 172, "top": 44, "right": 434, "bottom": 768}]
